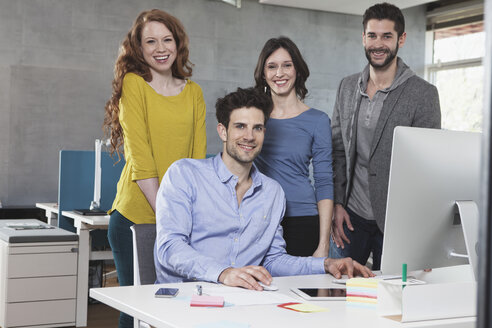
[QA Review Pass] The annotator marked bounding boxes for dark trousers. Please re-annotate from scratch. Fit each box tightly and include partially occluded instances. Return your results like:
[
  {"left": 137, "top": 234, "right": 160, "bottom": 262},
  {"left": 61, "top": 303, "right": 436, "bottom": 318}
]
[
  {"left": 281, "top": 215, "right": 320, "bottom": 257},
  {"left": 328, "top": 208, "right": 383, "bottom": 270},
  {"left": 107, "top": 210, "right": 134, "bottom": 328}
]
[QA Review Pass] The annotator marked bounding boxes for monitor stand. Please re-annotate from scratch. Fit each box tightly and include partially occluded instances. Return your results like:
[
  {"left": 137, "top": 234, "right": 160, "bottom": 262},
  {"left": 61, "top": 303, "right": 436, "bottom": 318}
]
[
  {"left": 409, "top": 201, "right": 478, "bottom": 289},
  {"left": 448, "top": 200, "right": 479, "bottom": 280}
]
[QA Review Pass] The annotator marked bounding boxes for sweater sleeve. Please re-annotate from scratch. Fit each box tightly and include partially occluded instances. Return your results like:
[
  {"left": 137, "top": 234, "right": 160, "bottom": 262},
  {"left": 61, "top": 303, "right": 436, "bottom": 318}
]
[
  {"left": 119, "top": 73, "right": 158, "bottom": 181},
  {"left": 312, "top": 112, "right": 334, "bottom": 202},
  {"left": 192, "top": 83, "right": 207, "bottom": 159},
  {"left": 331, "top": 80, "right": 348, "bottom": 205},
  {"left": 412, "top": 82, "right": 441, "bottom": 129}
]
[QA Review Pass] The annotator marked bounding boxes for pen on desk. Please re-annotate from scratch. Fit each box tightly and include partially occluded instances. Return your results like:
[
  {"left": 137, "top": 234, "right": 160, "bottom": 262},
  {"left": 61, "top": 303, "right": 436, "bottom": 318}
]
[
  {"left": 402, "top": 263, "right": 407, "bottom": 289},
  {"left": 196, "top": 284, "right": 202, "bottom": 296}
]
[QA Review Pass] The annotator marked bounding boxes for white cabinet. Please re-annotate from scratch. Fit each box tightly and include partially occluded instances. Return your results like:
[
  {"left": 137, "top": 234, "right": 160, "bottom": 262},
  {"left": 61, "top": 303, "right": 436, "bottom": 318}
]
[{"left": 0, "top": 220, "right": 79, "bottom": 328}]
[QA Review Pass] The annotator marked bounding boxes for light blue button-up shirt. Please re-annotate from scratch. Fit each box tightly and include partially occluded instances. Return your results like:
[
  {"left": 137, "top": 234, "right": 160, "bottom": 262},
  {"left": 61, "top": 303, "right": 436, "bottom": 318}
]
[{"left": 154, "top": 153, "right": 326, "bottom": 284}]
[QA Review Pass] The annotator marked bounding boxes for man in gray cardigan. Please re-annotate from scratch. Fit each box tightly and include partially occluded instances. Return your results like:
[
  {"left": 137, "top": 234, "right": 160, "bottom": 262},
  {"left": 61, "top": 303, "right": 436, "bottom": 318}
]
[{"left": 330, "top": 3, "right": 441, "bottom": 270}]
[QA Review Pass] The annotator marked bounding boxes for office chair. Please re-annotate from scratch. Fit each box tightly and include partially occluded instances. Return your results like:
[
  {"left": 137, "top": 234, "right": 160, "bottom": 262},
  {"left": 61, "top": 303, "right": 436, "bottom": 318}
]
[
  {"left": 130, "top": 224, "right": 157, "bottom": 285},
  {"left": 130, "top": 224, "right": 157, "bottom": 328}
]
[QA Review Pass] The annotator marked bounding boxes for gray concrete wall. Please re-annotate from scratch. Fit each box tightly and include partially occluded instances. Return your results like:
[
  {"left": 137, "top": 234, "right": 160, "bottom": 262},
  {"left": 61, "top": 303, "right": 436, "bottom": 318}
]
[{"left": 0, "top": 0, "right": 426, "bottom": 206}]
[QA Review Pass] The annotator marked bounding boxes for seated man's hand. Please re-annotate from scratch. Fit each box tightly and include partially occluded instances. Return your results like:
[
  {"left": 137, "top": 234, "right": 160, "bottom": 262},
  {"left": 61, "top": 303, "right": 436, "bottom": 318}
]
[
  {"left": 323, "top": 257, "right": 375, "bottom": 279},
  {"left": 218, "top": 265, "right": 272, "bottom": 291}
]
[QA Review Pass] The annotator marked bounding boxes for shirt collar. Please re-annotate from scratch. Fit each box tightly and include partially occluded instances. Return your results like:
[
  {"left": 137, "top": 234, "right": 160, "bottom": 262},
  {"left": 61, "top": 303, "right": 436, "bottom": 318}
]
[
  {"left": 213, "top": 153, "right": 262, "bottom": 188},
  {"left": 358, "top": 56, "right": 410, "bottom": 94},
  {"left": 250, "top": 162, "right": 262, "bottom": 189}
]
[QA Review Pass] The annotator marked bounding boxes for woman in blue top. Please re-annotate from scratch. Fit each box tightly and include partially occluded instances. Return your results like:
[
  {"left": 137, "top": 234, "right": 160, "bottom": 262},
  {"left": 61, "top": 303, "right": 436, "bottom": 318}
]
[{"left": 254, "top": 37, "right": 334, "bottom": 257}]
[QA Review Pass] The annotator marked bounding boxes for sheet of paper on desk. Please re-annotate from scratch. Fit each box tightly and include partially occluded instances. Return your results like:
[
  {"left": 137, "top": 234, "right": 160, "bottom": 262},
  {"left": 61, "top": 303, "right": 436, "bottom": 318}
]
[
  {"left": 284, "top": 303, "right": 329, "bottom": 313},
  {"left": 203, "top": 285, "right": 297, "bottom": 306}
]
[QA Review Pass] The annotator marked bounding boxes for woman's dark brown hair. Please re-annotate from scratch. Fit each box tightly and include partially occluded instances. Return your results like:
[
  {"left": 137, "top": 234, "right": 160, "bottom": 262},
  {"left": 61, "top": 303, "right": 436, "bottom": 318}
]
[{"left": 254, "top": 36, "right": 310, "bottom": 100}]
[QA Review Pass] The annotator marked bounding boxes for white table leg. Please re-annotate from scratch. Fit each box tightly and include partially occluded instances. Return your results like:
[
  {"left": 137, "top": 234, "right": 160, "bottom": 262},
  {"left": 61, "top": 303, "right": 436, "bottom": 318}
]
[
  {"left": 75, "top": 220, "right": 89, "bottom": 327},
  {"left": 47, "top": 210, "right": 58, "bottom": 226}
]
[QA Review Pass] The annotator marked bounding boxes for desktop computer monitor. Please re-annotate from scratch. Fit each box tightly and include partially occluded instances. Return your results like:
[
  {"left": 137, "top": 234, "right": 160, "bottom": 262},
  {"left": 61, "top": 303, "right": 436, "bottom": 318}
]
[{"left": 380, "top": 127, "right": 481, "bottom": 278}]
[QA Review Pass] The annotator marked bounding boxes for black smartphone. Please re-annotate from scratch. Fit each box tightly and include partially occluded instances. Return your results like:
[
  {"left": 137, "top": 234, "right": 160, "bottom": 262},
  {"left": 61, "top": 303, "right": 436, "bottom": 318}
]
[{"left": 155, "top": 288, "right": 179, "bottom": 298}]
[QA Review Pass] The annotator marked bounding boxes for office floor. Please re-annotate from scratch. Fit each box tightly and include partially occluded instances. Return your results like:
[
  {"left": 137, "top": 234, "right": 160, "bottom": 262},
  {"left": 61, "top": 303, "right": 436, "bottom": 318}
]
[
  {"left": 86, "top": 303, "right": 119, "bottom": 328},
  {"left": 86, "top": 265, "right": 119, "bottom": 328}
]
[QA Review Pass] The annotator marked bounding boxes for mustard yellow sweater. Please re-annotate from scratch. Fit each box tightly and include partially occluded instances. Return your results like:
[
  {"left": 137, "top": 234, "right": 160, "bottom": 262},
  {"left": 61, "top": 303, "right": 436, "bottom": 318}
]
[{"left": 110, "top": 73, "right": 207, "bottom": 223}]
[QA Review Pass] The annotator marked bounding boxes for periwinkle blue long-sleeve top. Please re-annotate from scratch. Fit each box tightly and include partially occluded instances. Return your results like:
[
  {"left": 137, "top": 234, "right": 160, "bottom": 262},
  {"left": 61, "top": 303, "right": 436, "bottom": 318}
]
[
  {"left": 255, "top": 108, "right": 334, "bottom": 217},
  {"left": 154, "top": 154, "right": 326, "bottom": 284}
]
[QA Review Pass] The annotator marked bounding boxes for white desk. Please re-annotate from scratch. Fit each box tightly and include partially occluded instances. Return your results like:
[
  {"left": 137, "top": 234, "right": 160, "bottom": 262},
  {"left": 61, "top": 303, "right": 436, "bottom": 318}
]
[
  {"left": 35, "top": 202, "right": 59, "bottom": 226},
  {"left": 90, "top": 274, "right": 475, "bottom": 328},
  {"left": 62, "top": 210, "right": 113, "bottom": 327}
]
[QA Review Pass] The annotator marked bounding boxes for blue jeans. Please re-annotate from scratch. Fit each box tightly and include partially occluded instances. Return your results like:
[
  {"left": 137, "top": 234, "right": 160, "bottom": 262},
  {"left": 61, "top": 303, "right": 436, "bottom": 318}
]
[
  {"left": 108, "top": 210, "right": 134, "bottom": 328},
  {"left": 328, "top": 207, "right": 383, "bottom": 270}
]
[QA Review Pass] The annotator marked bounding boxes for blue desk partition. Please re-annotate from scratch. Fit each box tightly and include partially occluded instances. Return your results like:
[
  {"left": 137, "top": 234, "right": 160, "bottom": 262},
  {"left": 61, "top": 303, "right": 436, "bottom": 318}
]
[{"left": 58, "top": 150, "right": 125, "bottom": 238}]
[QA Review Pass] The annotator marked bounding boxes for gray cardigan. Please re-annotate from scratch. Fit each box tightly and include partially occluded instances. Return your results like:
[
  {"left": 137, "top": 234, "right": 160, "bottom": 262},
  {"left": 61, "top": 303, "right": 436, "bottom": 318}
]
[{"left": 331, "top": 64, "right": 441, "bottom": 232}]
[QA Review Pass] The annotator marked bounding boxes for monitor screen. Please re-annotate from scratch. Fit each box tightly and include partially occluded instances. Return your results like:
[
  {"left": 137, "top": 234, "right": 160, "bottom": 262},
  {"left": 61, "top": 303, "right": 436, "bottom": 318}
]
[{"left": 381, "top": 127, "right": 481, "bottom": 277}]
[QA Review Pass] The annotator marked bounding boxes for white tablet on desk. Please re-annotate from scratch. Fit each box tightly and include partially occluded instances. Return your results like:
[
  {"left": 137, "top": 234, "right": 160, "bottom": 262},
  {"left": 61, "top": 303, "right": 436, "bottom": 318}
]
[{"left": 290, "top": 287, "right": 346, "bottom": 301}]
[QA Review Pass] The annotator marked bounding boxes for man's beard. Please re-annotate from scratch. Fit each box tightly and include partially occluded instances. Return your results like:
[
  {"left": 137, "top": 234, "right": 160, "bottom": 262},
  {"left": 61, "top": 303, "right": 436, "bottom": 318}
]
[
  {"left": 365, "top": 43, "right": 399, "bottom": 69},
  {"left": 225, "top": 141, "right": 260, "bottom": 165}
]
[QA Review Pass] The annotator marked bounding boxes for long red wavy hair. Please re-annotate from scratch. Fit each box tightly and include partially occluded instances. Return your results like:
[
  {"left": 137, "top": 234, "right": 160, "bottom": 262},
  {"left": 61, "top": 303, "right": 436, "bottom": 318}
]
[{"left": 103, "top": 9, "right": 193, "bottom": 160}]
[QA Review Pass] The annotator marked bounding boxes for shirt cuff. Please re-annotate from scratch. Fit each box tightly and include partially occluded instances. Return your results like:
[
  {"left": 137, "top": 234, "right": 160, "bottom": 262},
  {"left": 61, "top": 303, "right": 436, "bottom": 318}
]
[
  {"left": 205, "top": 263, "right": 230, "bottom": 283},
  {"left": 311, "top": 257, "right": 327, "bottom": 274},
  {"left": 315, "top": 190, "right": 334, "bottom": 203}
]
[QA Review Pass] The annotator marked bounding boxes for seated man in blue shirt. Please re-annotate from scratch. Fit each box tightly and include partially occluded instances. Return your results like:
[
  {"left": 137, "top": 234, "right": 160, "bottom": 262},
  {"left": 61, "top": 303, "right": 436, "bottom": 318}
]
[{"left": 154, "top": 87, "right": 373, "bottom": 290}]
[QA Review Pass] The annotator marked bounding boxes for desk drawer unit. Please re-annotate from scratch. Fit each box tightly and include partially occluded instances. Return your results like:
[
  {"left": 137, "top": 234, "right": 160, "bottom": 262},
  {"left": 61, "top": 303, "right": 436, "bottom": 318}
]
[
  {"left": 6, "top": 299, "right": 76, "bottom": 328},
  {"left": 0, "top": 220, "right": 79, "bottom": 328},
  {"left": 7, "top": 248, "right": 77, "bottom": 278}
]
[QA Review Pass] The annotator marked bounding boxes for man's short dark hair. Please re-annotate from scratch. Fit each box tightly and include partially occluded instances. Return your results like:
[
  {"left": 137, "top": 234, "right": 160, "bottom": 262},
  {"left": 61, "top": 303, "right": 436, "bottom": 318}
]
[
  {"left": 363, "top": 2, "right": 405, "bottom": 37},
  {"left": 215, "top": 87, "right": 273, "bottom": 128}
]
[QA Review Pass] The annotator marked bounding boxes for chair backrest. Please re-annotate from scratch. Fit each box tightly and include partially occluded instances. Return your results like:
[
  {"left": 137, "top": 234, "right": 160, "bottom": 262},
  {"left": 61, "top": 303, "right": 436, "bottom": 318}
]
[
  {"left": 58, "top": 150, "right": 124, "bottom": 232},
  {"left": 131, "top": 224, "right": 157, "bottom": 285}
]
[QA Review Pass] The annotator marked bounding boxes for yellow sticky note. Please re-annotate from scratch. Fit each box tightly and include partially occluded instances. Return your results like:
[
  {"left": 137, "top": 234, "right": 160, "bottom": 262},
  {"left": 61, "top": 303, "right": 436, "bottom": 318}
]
[{"left": 284, "top": 303, "right": 329, "bottom": 313}]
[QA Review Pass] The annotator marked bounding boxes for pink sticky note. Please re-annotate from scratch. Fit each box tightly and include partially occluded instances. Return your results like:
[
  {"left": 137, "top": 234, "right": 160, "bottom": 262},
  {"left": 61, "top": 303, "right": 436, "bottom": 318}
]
[{"left": 190, "top": 295, "right": 225, "bottom": 307}]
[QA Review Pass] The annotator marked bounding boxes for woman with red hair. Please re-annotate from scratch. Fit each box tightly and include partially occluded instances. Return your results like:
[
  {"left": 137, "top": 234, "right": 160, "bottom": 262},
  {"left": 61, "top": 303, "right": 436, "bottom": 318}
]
[{"left": 103, "top": 9, "right": 206, "bottom": 328}]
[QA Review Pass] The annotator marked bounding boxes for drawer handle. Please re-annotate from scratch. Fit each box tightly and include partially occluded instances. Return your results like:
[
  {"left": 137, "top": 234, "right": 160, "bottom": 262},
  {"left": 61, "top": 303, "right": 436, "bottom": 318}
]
[{"left": 71, "top": 247, "right": 79, "bottom": 253}]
